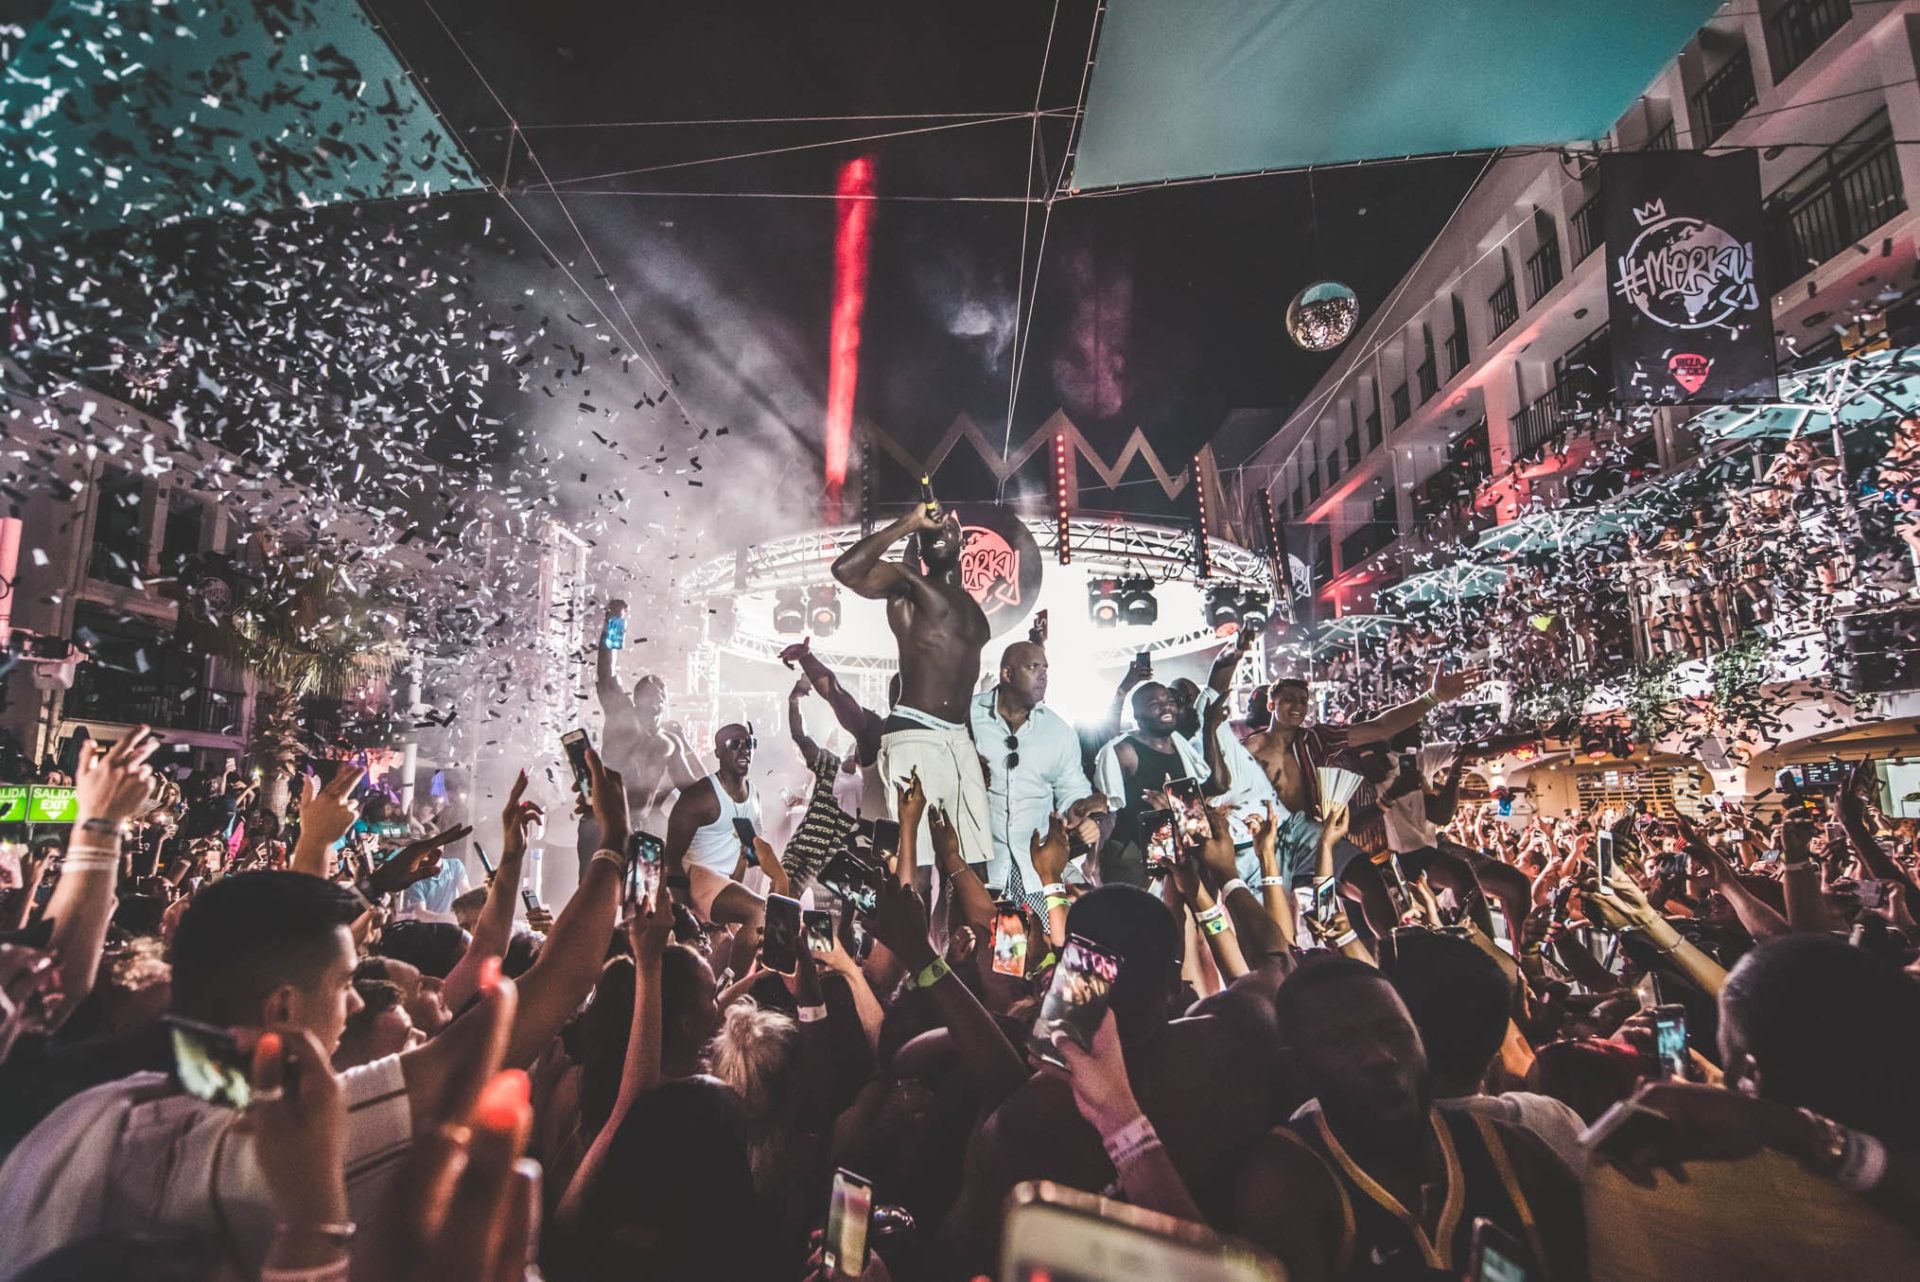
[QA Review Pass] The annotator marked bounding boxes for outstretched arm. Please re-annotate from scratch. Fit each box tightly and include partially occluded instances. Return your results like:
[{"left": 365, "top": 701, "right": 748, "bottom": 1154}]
[
  {"left": 1347, "top": 667, "right": 1484, "bottom": 748},
  {"left": 47, "top": 728, "right": 159, "bottom": 1028},
  {"left": 444, "top": 771, "right": 542, "bottom": 1013},
  {"left": 783, "top": 639, "right": 877, "bottom": 747},
  {"left": 787, "top": 681, "right": 826, "bottom": 771},
  {"left": 1426, "top": 749, "right": 1469, "bottom": 826},
  {"left": 595, "top": 602, "right": 634, "bottom": 713},
  {"left": 831, "top": 510, "right": 936, "bottom": 600}
]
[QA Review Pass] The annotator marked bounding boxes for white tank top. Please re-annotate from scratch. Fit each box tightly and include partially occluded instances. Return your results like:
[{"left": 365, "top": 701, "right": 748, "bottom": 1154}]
[{"left": 686, "top": 773, "right": 761, "bottom": 876}]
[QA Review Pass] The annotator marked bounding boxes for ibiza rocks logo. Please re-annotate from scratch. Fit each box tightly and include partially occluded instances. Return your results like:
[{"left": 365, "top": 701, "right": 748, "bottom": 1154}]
[
  {"left": 959, "top": 524, "right": 1024, "bottom": 615},
  {"left": 1615, "top": 199, "right": 1761, "bottom": 334}
]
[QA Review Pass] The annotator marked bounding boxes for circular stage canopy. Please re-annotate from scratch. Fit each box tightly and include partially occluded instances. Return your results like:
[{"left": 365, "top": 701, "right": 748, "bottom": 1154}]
[{"left": 680, "top": 510, "right": 1283, "bottom": 691}]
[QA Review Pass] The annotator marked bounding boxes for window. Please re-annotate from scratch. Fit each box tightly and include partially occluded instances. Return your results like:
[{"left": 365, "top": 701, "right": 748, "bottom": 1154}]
[{"left": 88, "top": 470, "right": 144, "bottom": 586}]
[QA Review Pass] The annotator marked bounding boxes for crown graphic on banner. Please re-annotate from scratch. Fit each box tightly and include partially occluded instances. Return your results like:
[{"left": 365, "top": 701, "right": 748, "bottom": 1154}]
[
  {"left": 860, "top": 409, "right": 1194, "bottom": 500},
  {"left": 1631, "top": 199, "right": 1667, "bottom": 226}
]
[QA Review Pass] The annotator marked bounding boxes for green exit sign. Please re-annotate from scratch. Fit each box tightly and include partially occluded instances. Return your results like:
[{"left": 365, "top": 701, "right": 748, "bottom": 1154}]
[
  {"left": 26, "top": 787, "right": 79, "bottom": 824},
  {"left": 0, "top": 786, "right": 27, "bottom": 823}
]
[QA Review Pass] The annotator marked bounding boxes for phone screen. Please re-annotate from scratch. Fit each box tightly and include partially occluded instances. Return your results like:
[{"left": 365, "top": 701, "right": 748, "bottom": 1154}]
[
  {"left": 561, "top": 729, "right": 594, "bottom": 801},
  {"left": 992, "top": 901, "right": 1029, "bottom": 977},
  {"left": 763, "top": 894, "right": 803, "bottom": 974},
  {"left": 625, "top": 832, "right": 664, "bottom": 903},
  {"left": 1166, "top": 777, "right": 1209, "bottom": 844},
  {"left": 1135, "top": 650, "right": 1152, "bottom": 678},
  {"left": 732, "top": 817, "right": 758, "bottom": 853},
  {"left": 871, "top": 818, "right": 901, "bottom": 861},
  {"left": 820, "top": 848, "right": 883, "bottom": 916},
  {"left": 805, "top": 909, "right": 836, "bottom": 954},
  {"left": 1313, "top": 875, "right": 1339, "bottom": 925},
  {"left": 1143, "top": 809, "right": 1177, "bottom": 870},
  {"left": 165, "top": 1016, "right": 253, "bottom": 1109},
  {"left": 1469, "top": 1216, "right": 1534, "bottom": 1282},
  {"left": 602, "top": 616, "right": 626, "bottom": 650},
  {"left": 1654, "top": 1005, "right": 1688, "bottom": 1079},
  {"left": 1595, "top": 829, "right": 1615, "bottom": 883},
  {"left": 823, "top": 1168, "right": 873, "bottom": 1275},
  {"left": 1028, "top": 935, "right": 1122, "bottom": 1069}
]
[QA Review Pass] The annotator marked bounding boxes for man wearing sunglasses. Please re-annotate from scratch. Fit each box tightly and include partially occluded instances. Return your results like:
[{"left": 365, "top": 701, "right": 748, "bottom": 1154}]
[
  {"left": 969, "top": 640, "right": 1108, "bottom": 911},
  {"left": 663, "top": 724, "right": 767, "bottom": 956}
]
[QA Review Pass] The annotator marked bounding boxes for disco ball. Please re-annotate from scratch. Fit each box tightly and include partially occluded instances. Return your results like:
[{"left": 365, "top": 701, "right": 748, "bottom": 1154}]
[{"left": 1286, "top": 280, "right": 1359, "bottom": 352}]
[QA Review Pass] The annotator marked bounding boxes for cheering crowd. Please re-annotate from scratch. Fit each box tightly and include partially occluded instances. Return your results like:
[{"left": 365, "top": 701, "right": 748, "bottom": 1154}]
[
  {"left": 1319, "top": 420, "right": 1920, "bottom": 730},
  {"left": 0, "top": 499, "right": 1915, "bottom": 1281}
]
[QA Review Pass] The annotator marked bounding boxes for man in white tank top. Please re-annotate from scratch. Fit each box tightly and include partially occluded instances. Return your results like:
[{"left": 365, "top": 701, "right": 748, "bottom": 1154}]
[{"left": 664, "top": 724, "right": 766, "bottom": 953}]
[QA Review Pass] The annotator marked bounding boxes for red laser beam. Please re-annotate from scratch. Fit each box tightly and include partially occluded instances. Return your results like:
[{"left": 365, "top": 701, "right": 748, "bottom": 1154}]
[{"left": 825, "top": 155, "right": 876, "bottom": 520}]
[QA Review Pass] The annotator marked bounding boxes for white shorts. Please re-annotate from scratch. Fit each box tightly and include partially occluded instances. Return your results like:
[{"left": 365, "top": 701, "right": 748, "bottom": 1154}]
[{"left": 877, "top": 725, "right": 992, "bottom": 869}]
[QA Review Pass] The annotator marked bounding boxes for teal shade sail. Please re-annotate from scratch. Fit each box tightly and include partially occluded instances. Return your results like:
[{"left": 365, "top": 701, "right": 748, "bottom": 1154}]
[
  {"left": 1071, "top": 0, "right": 1723, "bottom": 190},
  {"left": 0, "top": 0, "right": 482, "bottom": 240}
]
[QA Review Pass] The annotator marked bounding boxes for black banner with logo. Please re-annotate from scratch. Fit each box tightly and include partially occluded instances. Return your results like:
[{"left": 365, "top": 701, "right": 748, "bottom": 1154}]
[{"left": 1602, "top": 151, "right": 1776, "bottom": 404}]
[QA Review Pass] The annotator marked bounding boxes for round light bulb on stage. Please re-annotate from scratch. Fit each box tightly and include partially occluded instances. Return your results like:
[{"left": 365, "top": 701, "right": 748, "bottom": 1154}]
[
  {"left": 1286, "top": 280, "right": 1359, "bottom": 352},
  {"left": 1087, "top": 577, "right": 1122, "bottom": 627},
  {"left": 772, "top": 586, "right": 807, "bottom": 635},
  {"left": 806, "top": 583, "right": 841, "bottom": 637},
  {"left": 1118, "top": 575, "right": 1158, "bottom": 627},
  {"left": 1205, "top": 583, "right": 1242, "bottom": 637}
]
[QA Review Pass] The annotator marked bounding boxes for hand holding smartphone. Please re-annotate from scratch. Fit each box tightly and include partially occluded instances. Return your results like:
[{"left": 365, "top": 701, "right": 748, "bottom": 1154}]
[
  {"left": 763, "top": 894, "right": 803, "bottom": 975},
  {"left": 561, "top": 728, "right": 594, "bottom": 803},
  {"left": 823, "top": 1168, "right": 873, "bottom": 1276},
  {"left": 804, "top": 909, "right": 836, "bottom": 954},
  {"left": 1028, "top": 935, "right": 1122, "bottom": 1069},
  {"left": 991, "top": 901, "right": 1029, "bottom": 977}
]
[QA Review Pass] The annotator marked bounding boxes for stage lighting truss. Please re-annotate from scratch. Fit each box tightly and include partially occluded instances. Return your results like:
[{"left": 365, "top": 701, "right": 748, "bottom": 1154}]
[
  {"left": 772, "top": 586, "right": 806, "bottom": 634},
  {"left": 685, "top": 515, "right": 1270, "bottom": 600},
  {"left": 807, "top": 583, "right": 842, "bottom": 636}
]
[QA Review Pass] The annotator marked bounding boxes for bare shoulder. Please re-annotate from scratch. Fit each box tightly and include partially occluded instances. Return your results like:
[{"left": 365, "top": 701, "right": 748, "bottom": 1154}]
[{"left": 670, "top": 777, "right": 720, "bottom": 823}]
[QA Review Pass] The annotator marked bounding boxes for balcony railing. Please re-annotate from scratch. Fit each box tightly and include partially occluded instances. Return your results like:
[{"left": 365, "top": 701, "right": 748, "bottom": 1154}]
[
  {"left": 1415, "top": 356, "right": 1438, "bottom": 403},
  {"left": 1771, "top": 0, "right": 1850, "bottom": 82},
  {"left": 1445, "top": 329, "right": 1469, "bottom": 378},
  {"left": 1766, "top": 123, "right": 1906, "bottom": 286},
  {"left": 1488, "top": 277, "right": 1518, "bottom": 338},
  {"left": 1690, "top": 46, "right": 1757, "bottom": 145},
  {"left": 1524, "top": 235, "right": 1563, "bottom": 305},
  {"left": 63, "top": 673, "right": 244, "bottom": 734},
  {"left": 1570, "top": 192, "right": 1605, "bottom": 264},
  {"left": 1510, "top": 385, "right": 1570, "bottom": 459},
  {"left": 1390, "top": 383, "right": 1412, "bottom": 425},
  {"left": 1645, "top": 119, "right": 1676, "bottom": 151}
]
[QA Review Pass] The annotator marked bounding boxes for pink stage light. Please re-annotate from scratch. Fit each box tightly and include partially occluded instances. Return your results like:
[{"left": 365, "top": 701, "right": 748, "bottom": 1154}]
[{"left": 825, "top": 155, "right": 876, "bottom": 520}]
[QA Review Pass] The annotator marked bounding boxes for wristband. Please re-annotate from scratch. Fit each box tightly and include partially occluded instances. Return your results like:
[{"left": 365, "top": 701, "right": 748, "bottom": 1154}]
[
  {"left": 261, "top": 1263, "right": 349, "bottom": 1282},
  {"left": 590, "top": 848, "right": 624, "bottom": 872},
  {"left": 1220, "top": 877, "right": 1251, "bottom": 900},
  {"left": 796, "top": 1004, "right": 828, "bottom": 1024},
  {"left": 1201, "top": 914, "right": 1231, "bottom": 937},
  {"left": 79, "top": 818, "right": 124, "bottom": 838},
  {"left": 1100, "top": 1114, "right": 1162, "bottom": 1169},
  {"left": 1044, "top": 896, "right": 1071, "bottom": 913},
  {"left": 1333, "top": 930, "right": 1359, "bottom": 948},
  {"left": 909, "top": 956, "right": 951, "bottom": 989},
  {"left": 1193, "top": 903, "right": 1226, "bottom": 925},
  {"left": 1257, "top": 875, "right": 1288, "bottom": 888},
  {"left": 1417, "top": 691, "right": 1440, "bottom": 711},
  {"left": 1040, "top": 883, "right": 1067, "bottom": 899},
  {"left": 273, "top": 1221, "right": 356, "bottom": 1248}
]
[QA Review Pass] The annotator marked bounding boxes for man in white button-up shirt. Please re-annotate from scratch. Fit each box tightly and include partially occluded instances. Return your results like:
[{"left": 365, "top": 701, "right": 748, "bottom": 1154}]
[{"left": 969, "top": 641, "right": 1105, "bottom": 904}]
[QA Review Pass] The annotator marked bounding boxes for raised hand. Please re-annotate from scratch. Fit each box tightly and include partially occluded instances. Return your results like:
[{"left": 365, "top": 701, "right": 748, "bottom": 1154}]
[
  {"left": 1030, "top": 813, "right": 1071, "bottom": 887},
  {"left": 790, "top": 676, "right": 813, "bottom": 701},
  {"left": 1048, "top": 1009, "right": 1143, "bottom": 1133},
  {"left": 1321, "top": 800, "right": 1352, "bottom": 845},
  {"left": 1429, "top": 666, "right": 1486, "bottom": 704},
  {"left": 582, "top": 747, "right": 631, "bottom": 854},
  {"left": 866, "top": 876, "right": 935, "bottom": 972},
  {"left": 927, "top": 805, "right": 963, "bottom": 873},
  {"left": 779, "top": 638, "right": 813, "bottom": 669},
  {"left": 243, "top": 1027, "right": 348, "bottom": 1243},
  {"left": 628, "top": 888, "right": 674, "bottom": 962},
  {"left": 364, "top": 825, "right": 475, "bottom": 898},
  {"left": 1197, "top": 803, "right": 1240, "bottom": 887},
  {"left": 1246, "top": 800, "right": 1280, "bottom": 867},
  {"left": 499, "top": 771, "right": 543, "bottom": 863},
  {"left": 298, "top": 766, "right": 363, "bottom": 851},
  {"left": 72, "top": 726, "right": 160, "bottom": 827},
  {"left": 894, "top": 767, "right": 927, "bottom": 833}
]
